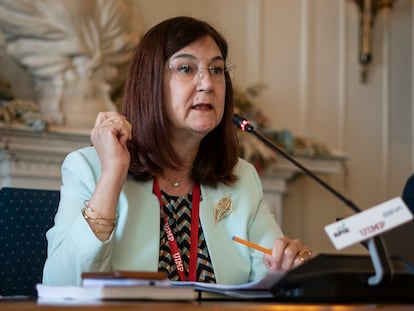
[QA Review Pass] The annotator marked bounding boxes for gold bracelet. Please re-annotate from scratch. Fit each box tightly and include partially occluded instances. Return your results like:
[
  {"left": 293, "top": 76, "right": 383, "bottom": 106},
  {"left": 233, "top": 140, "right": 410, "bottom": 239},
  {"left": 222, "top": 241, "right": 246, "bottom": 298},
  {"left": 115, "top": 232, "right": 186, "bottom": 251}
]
[
  {"left": 81, "top": 208, "right": 115, "bottom": 226},
  {"left": 83, "top": 200, "right": 117, "bottom": 224},
  {"left": 90, "top": 226, "right": 115, "bottom": 234},
  {"left": 81, "top": 209, "right": 115, "bottom": 227},
  {"left": 81, "top": 208, "right": 115, "bottom": 234},
  {"left": 90, "top": 227, "right": 115, "bottom": 234}
]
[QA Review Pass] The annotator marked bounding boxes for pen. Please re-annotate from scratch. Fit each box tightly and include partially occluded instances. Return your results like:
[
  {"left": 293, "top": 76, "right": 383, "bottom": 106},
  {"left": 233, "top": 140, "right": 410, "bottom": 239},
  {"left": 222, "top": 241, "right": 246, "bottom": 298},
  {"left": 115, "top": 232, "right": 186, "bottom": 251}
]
[{"left": 232, "top": 236, "right": 272, "bottom": 255}]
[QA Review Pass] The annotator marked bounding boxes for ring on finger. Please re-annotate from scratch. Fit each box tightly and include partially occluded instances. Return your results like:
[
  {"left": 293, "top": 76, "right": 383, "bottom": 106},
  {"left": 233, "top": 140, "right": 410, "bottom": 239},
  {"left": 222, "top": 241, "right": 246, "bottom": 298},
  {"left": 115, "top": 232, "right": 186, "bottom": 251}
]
[
  {"left": 297, "top": 249, "right": 312, "bottom": 263},
  {"left": 108, "top": 119, "right": 123, "bottom": 126}
]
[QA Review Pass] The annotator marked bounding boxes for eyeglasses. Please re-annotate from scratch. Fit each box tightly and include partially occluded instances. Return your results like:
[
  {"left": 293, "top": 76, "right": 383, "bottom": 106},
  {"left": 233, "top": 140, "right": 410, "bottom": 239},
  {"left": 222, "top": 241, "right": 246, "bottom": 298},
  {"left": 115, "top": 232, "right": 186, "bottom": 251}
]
[{"left": 168, "top": 60, "right": 236, "bottom": 83}]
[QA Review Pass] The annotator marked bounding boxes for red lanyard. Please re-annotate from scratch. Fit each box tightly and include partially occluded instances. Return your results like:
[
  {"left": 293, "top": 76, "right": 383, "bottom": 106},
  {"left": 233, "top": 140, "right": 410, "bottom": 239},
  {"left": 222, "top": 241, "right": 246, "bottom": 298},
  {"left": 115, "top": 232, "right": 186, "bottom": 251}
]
[{"left": 153, "top": 178, "right": 200, "bottom": 282}]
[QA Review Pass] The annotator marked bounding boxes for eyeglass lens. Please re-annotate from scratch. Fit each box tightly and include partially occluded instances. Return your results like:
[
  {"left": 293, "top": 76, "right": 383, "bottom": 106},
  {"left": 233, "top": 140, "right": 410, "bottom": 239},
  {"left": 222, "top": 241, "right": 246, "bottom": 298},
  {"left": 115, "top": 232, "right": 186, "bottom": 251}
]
[{"left": 168, "top": 60, "right": 234, "bottom": 83}]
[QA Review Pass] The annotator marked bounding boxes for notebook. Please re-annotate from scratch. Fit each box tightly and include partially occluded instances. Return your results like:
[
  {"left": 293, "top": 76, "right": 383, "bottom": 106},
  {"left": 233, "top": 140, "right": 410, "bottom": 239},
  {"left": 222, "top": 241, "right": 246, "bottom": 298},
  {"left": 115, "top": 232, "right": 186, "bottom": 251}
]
[
  {"left": 37, "top": 271, "right": 196, "bottom": 301},
  {"left": 36, "top": 284, "right": 197, "bottom": 301}
]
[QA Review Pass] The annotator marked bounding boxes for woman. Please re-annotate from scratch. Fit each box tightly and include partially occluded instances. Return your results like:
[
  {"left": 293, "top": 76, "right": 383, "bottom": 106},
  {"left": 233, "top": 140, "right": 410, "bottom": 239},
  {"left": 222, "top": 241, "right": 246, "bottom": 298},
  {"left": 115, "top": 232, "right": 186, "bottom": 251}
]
[{"left": 43, "top": 16, "right": 312, "bottom": 286}]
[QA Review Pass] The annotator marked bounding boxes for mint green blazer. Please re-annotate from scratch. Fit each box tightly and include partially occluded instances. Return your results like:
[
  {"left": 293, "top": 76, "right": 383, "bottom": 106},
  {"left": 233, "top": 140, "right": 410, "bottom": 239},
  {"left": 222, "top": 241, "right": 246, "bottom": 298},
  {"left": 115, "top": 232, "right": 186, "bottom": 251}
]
[{"left": 43, "top": 147, "right": 283, "bottom": 286}]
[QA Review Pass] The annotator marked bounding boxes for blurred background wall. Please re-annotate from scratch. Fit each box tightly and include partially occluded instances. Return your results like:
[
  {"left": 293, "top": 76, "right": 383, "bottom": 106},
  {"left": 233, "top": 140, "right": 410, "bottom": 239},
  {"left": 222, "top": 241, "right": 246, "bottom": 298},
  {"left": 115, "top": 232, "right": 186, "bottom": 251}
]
[{"left": 1, "top": 0, "right": 413, "bottom": 254}]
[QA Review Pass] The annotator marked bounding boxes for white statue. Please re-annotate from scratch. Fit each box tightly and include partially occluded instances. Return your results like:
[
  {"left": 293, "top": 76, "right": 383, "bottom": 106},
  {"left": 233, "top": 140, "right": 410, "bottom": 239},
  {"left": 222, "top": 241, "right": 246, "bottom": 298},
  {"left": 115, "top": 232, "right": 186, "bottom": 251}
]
[{"left": 0, "top": 0, "right": 139, "bottom": 129}]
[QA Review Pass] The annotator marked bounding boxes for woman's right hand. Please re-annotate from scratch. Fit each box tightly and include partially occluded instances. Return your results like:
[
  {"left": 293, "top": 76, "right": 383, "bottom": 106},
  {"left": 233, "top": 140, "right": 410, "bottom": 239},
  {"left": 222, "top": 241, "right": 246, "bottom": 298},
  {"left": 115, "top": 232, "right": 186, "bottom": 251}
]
[
  {"left": 90, "top": 111, "right": 132, "bottom": 178},
  {"left": 82, "top": 112, "right": 132, "bottom": 241}
]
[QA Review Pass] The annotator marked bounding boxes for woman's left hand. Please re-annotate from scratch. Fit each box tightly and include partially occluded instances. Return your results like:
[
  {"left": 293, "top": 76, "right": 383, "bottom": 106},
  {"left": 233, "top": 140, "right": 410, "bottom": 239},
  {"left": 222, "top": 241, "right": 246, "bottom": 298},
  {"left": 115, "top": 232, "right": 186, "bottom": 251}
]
[{"left": 263, "top": 236, "right": 313, "bottom": 271}]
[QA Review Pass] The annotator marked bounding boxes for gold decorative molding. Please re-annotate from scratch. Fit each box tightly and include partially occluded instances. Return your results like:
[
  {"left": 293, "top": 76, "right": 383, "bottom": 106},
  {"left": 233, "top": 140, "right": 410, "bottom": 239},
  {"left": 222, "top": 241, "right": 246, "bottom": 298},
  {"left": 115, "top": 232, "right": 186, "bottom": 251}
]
[{"left": 351, "top": 0, "right": 396, "bottom": 83}]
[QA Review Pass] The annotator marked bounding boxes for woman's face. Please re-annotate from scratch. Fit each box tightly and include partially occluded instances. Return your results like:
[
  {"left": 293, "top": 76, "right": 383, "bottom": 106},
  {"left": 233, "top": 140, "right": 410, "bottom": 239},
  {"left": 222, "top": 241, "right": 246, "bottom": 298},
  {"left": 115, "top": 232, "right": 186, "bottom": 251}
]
[{"left": 163, "top": 35, "right": 226, "bottom": 138}]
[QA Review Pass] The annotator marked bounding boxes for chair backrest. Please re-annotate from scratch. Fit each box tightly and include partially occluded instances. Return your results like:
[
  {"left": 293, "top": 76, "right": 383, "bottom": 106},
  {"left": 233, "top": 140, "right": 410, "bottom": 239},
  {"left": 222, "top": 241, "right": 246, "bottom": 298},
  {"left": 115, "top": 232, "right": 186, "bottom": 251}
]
[
  {"left": 0, "top": 187, "right": 59, "bottom": 297},
  {"left": 402, "top": 174, "right": 414, "bottom": 213}
]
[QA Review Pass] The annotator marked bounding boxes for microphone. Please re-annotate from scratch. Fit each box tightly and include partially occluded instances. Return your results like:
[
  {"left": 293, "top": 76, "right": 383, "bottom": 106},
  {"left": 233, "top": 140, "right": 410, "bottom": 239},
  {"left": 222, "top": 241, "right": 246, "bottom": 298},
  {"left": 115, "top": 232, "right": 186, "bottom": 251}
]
[
  {"left": 232, "top": 114, "right": 361, "bottom": 213},
  {"left": 231, "top": 114, "right": 414, "bottom": 302}
]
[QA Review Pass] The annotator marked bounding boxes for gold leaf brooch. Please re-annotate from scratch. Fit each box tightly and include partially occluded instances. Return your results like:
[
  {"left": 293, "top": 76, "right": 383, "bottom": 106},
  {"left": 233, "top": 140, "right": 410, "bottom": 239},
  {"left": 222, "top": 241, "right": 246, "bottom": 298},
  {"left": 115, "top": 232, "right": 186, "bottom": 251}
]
[{"left": 214, "top": 194, "right": 232, "bottom": 224}]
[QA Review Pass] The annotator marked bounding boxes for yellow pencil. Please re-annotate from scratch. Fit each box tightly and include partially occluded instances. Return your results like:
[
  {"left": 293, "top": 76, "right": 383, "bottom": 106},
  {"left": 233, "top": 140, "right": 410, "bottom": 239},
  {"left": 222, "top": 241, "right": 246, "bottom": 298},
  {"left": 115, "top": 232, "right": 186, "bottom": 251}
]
[{"left": 232, "top": 236, "right": 272, "bottom": 255}]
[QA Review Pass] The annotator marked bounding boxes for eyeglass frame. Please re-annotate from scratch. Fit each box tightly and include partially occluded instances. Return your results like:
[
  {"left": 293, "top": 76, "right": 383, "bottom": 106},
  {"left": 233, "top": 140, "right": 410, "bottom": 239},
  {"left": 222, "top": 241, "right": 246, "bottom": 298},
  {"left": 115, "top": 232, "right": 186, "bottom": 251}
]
[{"left": 167, "top": 58, "right": 236, "bottom": 83}]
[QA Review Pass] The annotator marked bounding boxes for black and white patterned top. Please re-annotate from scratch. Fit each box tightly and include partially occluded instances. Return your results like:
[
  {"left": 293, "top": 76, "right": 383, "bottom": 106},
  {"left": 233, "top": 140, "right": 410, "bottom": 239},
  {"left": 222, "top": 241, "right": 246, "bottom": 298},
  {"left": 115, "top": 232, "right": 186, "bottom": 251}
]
[{"left": 158, "top": 190, "right": 216, "bottom": 283}]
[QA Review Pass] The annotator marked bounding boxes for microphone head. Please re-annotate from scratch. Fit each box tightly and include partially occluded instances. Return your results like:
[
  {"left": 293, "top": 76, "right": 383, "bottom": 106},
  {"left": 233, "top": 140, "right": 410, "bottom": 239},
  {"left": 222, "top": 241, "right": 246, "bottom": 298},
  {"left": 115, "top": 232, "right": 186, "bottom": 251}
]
[{"left": 232, "top": 114, "right": 254, "bottom": 132}]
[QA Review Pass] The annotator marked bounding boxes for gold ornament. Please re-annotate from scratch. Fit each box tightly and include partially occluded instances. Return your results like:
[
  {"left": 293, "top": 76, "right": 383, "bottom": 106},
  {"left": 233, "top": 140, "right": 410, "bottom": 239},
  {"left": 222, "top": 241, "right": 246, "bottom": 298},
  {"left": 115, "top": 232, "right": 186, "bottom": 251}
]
[{"left": 214, "top": 195, "right": 232, "bottom": 224}]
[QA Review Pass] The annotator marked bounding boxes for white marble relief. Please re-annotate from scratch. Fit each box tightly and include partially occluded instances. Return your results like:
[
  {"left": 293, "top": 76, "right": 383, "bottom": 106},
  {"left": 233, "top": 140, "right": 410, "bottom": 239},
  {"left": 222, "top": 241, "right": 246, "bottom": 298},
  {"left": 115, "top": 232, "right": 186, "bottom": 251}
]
[{"left": 0, "top": 0, "right": 139, "bottom": 129}]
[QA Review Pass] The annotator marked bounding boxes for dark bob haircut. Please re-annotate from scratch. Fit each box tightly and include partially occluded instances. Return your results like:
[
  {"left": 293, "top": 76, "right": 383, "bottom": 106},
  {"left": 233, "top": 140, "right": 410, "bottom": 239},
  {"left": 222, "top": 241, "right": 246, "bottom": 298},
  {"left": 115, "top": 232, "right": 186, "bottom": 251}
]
[{"left": 122, "top": 16, "right": 239, "bottom": 187}]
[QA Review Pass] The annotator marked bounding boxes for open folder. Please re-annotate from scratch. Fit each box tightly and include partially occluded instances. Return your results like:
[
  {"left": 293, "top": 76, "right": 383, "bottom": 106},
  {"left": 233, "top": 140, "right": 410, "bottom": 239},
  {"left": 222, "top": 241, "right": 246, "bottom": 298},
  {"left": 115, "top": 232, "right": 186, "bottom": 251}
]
[{"left": 173, "top": 271, "right": 286, "bottom": 299}]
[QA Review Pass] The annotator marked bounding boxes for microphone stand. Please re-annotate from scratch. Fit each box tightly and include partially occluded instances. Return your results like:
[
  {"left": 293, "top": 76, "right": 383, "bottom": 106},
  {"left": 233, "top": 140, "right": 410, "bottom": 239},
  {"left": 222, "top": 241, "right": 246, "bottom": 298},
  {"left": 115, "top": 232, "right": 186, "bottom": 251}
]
[{"left": 232, "top": 114, "right": 393, "bottom": 286}]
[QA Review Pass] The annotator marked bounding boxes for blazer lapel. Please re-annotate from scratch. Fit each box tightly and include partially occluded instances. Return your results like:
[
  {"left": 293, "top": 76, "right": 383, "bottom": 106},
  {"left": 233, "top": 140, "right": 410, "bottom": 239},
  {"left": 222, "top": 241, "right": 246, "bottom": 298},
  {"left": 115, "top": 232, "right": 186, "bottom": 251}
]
[{"left": 199, "top": 185, "right": 250, "bottom": 285}]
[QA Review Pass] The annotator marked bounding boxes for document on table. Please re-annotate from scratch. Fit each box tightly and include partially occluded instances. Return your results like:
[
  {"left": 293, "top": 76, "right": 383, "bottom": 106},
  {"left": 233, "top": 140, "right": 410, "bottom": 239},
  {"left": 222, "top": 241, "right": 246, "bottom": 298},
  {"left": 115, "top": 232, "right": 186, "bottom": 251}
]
[
  {"left": 37, "top": 270, "right": 286, "bottom": 301},
  {"left": 172, "top": 270, "right": 286, "bottom": 299}
]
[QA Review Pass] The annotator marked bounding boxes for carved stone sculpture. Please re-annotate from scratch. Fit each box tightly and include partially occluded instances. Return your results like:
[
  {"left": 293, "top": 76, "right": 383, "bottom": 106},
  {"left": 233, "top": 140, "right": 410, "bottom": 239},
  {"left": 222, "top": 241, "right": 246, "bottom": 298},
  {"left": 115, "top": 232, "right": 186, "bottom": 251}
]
[{"left": 0, "top": 0, "right": 139, "bottom": 129}]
